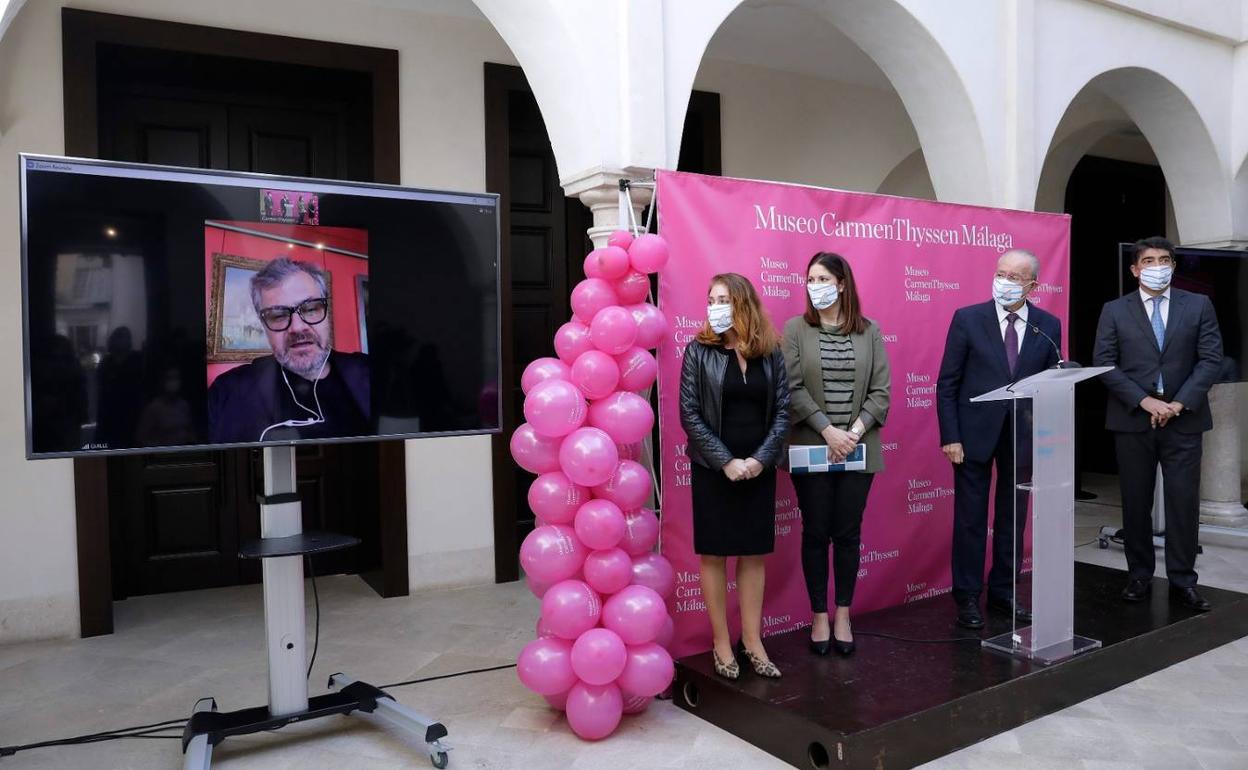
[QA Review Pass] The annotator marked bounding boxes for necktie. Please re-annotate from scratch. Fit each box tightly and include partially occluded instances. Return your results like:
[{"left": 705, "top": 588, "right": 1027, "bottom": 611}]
[
  {"left": 1151, "top": 296, "right": 1165, "bottom": 393},
  {"left": 1004, "top": 312, "right": 1019, "bottom": 376}
]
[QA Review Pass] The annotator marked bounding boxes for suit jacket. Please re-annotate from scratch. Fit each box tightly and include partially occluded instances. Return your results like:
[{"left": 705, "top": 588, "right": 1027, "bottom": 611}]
[
  {"left": 207, "top": 351, "right": 370, "bottom": 444},
  {"left": 1091, "top": 288, "right": 1223, "bottom": 433},
  {"left": 782, "top": 315, "right": 891, "bottom": 473},
  {"left": 678, "top": 341, "right": 790, "bottom": 470},
  {"left": 936, "top": 300, "right": 1061, "bottom": 464}
]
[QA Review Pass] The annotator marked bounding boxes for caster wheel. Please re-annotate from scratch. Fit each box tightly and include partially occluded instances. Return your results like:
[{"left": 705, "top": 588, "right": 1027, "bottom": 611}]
[
  {"left": 431, "top": 751, "right": 449, "bottom": 769},
  {"left": 1098, "top": 538, "right": 1108, "bottom": 550}
]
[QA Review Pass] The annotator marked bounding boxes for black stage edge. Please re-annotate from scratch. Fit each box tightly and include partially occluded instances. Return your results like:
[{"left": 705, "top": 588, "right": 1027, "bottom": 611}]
[{"left": 673, "top": 562, "right": 1248, "bottom": 769}]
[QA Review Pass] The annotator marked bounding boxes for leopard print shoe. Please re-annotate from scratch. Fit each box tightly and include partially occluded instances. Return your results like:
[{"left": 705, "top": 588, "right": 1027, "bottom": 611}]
[
  {"left": 712, "top": 649, "right": 740, "bottom": 680},
  {"left": 741, "top": 648, "right": 781, "bottom": 679}
]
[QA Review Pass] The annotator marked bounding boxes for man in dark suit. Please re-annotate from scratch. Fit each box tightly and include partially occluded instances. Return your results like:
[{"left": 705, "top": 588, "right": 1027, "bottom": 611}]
[
  {"left": 209, "top": 257, "right": 369, "bottom": 443},
  {"left": 937, "top": 248, "right": 1061, "bottom": 629},
  {"left": 1092, "top": 236, "right": 1222, "bottom": 611}
]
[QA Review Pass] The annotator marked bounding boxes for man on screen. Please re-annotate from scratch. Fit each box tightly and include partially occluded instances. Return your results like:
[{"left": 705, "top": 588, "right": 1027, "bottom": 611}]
[
  {"left": 208, "top": 257, "right": 369, "bottom": 443},
  {"left": 1092, "top": 237, "right": 1222, "bottom": 611},
  {"left": 936, "top": 248, "right": 1061, "bottom": 630}
]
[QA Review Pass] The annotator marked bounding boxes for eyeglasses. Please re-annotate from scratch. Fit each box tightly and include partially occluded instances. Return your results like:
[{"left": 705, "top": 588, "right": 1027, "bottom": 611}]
[
  {"left": 995, "top": 270, "right": 1035, "bottom": 284},
  {"left": 258, "top": 297, "right": 328, "bottom": 331}
]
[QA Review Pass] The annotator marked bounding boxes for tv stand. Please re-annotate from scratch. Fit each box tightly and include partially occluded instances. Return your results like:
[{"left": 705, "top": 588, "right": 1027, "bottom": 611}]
[{"left": 181, "top": 446, "right": 450, "bottom": 769}]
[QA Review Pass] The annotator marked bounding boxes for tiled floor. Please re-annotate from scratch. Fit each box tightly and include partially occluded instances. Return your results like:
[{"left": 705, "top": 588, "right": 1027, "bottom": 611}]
[{"left": 0, "top": 475, "right": 1245, "bottom": 769}]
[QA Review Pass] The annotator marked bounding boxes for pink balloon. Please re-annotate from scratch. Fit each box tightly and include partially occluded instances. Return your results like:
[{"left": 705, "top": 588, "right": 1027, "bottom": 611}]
[
  {"left": 554, "top": 321, "right": 595, "bottom": 365},
  {"left": 628, "top": 303, "right": 669, "bottom": 350},
  {"left": 571, "top": 279, "right": 619, "bottom": 325},
  {"left": 631, "top": 552, "right": 675, "bottom": 599},
  {"left": 592, "top": 460, "right": 652, "bottom": 511},
  {"left": 565, "top": 681, "right": 623, "bottom": 741},
  {"left": 571, "top": 628, "right": 628, "bottom": 686},
  {"left": 570, "top": 350, "right": 620, "bottom": 400},
  {"left": 620, "top": 508, "right": 660, "bottom": 557},
  {"left": 654, "top": 615, "right": 675, "bottom": 649},
  {"left": 510, "top": 423, "right": 563, "bottom": 474},
  {"left": 516, "top": 637, "right": 578, "bottom": 695},
  {"left": 526, "top": 573, "right": 554, "bottom": 599},
  {"left": 544, "top": 691, "right": 569, "bottom": 711},
  {"left": 615, "top": 347, "right": 658, "bottom": 392},
  {"left": 521, "top": 357, "right": 572, "bottom": 395},
  {"left": 574, "top": 499, "right": 626, "bottom": 551},
  {"left": 628, "top": 233, "right": 669, "bottom": 274},
  {"left": 524, "top": 379, "right": 587, "bottom": 438},
  {"left": 541, "top": 580, "right": 602, "bottom": 640},
  {"left": 520, "top": 525, "right": 586, "bottom": 584},
  {"left": 528, "top": 472, "right": 589, "bottom": 525},
  {"left": 589, "top": 306, "right": 638, "bottom": 356},
  {"left": 590, "top": 246, "right": 631, "bottom": 281},
  {"left": 613, "top": 270, "right": 650, "bottom": 305},
  {"left": 607, "top": 230, "right": 634, "bottom": 250},
  {"left": 558, "top": 427, "right": 619, "bottom": 487},
  {"left": 582, "top": 252, "right": 603, "bottom": 279},
  {"left": 622, "top": 693, "right": 652, "bottom": 715},
  {"left": 617, "top": 642, "right": 674, "bottom": 698},
  {"left": 602, "top": 585, "right": 667, "bottom": 645},
  {"left": 588, "top": 392, "right": 654, "bottom": 445},
  {"left": 536, "top": 616, "right": 558, "bottom": 638},
  {"left": 616, "top": 442, "right": 642, "bottom": 462},
  {"left": 582, "top": 548, "right": 634, "bottom": 595}
]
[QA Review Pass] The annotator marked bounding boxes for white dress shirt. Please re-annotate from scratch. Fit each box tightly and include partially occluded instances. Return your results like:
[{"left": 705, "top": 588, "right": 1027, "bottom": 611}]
[
  {"left": 995, "top": 302, "right": 1028, "bottom": 354},
  {"left": 1139, "top": 286, "right": 1171, "bottom": 327}
]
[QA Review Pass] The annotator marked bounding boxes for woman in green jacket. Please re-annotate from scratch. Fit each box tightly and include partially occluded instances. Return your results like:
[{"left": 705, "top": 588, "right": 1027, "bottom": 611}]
[{"left": 783, "top": 252, "right": 891, "bottom": 657}]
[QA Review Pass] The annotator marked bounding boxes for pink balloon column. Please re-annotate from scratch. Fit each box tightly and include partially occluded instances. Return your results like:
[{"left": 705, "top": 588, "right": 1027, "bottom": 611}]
[{"left": 510, "top": 231, "right": 676, "bottom": 741}]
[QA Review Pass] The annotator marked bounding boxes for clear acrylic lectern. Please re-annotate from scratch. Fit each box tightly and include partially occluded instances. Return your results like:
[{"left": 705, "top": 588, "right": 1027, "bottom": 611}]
[{"left": 972, "top": 366, "right": 1113, "bottom": 665}]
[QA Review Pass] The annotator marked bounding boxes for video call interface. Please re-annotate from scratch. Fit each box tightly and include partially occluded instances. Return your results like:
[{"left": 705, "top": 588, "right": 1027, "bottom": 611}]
[{"left": 22, "top": 157, "right": 500, "bottom": 458}]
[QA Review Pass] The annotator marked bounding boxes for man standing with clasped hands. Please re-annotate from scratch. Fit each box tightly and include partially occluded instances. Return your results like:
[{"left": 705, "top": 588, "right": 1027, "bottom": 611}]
[{"left": 1092, "top": 237, "right": 1223, "bottom": 612}]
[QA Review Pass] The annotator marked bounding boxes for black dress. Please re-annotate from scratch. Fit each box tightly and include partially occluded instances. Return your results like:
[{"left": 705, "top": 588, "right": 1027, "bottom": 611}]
[{"left": 691, "top": 350, "right": 777, "bottom": 556}]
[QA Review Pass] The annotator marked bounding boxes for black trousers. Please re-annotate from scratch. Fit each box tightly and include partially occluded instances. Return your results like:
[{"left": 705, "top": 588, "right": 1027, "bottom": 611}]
[
  {"left": 792, "top": 471, "right": 875, "bottom": 612},
  {"left": 951, "top": 423, "right": 1030, "bottom": 605},
  {"left": 1114, "top": 428, "right": 1202, "bottom": 588}
]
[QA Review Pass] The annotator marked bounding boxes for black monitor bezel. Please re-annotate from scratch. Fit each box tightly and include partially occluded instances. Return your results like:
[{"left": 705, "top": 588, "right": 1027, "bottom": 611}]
[{"left": 19, "top": 153, "right": 503, "bottom": 459}]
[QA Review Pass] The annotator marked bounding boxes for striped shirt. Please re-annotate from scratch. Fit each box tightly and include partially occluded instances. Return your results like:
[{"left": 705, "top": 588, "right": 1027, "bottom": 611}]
[{"left": 819, "top": 325, "right": 855, "bottom": 429}]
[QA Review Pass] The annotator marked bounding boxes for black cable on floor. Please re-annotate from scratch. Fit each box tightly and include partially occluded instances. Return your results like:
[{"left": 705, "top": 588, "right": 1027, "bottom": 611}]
[
  {"left": 306, "top": 554, "right": 321, "bottom": 680},
  {"left": 380, "top": 662, "right": 517, "bottom": 690},
  {"left": 0, "top": 724, "right": 187, "bottom": 757}
]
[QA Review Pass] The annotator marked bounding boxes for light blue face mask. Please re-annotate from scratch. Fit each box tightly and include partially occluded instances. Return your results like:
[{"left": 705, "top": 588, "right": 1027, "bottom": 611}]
[
  {"left": 1139, "top": 265, "right": 1173, "bottom": 291},
  {"left": 992, "top": 276, "right": 1027, "bottom": 307},
  {"left": 807, "top": 282, "right": 839, "bottom": 310},
  {"left": 707, "top": 303, "right": 733, "bottom": 334}
]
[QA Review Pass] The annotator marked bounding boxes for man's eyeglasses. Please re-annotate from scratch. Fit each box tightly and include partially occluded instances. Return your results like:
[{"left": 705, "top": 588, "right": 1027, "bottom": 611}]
[{"left": 258, "top": 297, "right": 328, "bottom": 332}]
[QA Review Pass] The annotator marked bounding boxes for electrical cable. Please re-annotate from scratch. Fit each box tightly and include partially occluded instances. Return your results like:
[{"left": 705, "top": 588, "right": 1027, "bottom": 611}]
[
  {"left": 306, "top": 554, "right": 321, "bottom": 680},
  {"left": 854, "top": 630, "right": 983, "bottom": 644},
  {"left": 379, "top": 663, "right": 517, "bottom": 691},
  {"left": 1, "top": 724, "right": 187, "bottom": 758}
]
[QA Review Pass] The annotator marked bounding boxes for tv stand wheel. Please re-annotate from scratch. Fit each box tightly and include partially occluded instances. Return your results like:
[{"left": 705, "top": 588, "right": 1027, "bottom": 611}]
[{"left": 431, "top": 750, "right": 449, "bottom": 768}]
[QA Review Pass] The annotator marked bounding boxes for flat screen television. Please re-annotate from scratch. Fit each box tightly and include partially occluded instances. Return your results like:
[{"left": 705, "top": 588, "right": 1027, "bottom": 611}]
[
  {"left": 1118, "top": 242, "right": 1246, "bottom": 383},
  {"left": 20, "top": 155, "right": 501, "bottom": 458}
]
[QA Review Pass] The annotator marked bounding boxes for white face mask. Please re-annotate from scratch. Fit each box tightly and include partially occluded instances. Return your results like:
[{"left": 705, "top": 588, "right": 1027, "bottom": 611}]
[
  {"left": 807, "top": 282, "right": 839, "bottom": 310},
  {"left": 1139, "top": 265, "right": 1173, "bottom": 291},
  {"left": 992, "top": 276, "right": 1027, "bottom": 307},
  {"left": 707, "top": 303, "right": 733, "bottom": 334}
]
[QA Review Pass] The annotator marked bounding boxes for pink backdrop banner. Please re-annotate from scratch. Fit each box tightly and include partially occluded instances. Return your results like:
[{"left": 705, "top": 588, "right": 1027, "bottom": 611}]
[{"left": 655, "top": 170, "right": 1071, "bottom": 659}]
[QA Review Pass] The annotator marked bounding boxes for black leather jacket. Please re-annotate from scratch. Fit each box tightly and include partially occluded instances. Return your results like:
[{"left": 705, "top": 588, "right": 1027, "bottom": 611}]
[{"left": 679, "top": 340, "right": 790, "bottom": 470}]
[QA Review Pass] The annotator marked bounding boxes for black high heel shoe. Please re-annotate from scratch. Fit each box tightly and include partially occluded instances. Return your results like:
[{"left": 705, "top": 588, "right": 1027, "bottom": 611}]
[
  {"left": 832, "top": 638, "right": 856, "bottom": 656},
  {"left": 809, "top": 638, "right": 831, "bottom": 656}
]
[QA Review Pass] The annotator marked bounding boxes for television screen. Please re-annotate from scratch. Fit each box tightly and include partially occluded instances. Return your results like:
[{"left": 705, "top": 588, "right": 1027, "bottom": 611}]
[
  {"left": 20, "top": 155, "right": 500, "bottom": 458},
  {"left": 1118, "top": 243, "right": 1246, "bottom": 383}
]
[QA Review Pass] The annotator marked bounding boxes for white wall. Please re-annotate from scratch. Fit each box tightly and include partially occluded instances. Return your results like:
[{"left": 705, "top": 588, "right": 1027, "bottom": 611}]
[
  {"left": 0, "top": 0, "right": 516, "bottom": 642},
  {"left": 694, "top": 58, "right": 922, "bottom": 193}
]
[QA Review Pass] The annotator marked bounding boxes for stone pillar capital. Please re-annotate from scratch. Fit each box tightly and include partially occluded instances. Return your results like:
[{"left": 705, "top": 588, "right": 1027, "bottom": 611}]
[{"left": 562, "top": 166, "right": 655, "bottom": 248}]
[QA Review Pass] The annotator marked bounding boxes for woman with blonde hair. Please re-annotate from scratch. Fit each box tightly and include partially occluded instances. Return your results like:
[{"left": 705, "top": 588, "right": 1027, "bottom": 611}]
[{"left": 679, "top": 273, "right": 790, "bottom": 679}]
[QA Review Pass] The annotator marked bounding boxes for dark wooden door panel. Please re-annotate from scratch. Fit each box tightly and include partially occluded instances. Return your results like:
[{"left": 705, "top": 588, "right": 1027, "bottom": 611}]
[{"left": 103, "top": 96, "right": 229, "bottom": 168}]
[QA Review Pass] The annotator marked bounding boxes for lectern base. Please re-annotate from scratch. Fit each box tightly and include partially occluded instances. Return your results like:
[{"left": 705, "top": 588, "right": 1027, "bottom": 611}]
[{"left": 982, "top": 628, "right": 1101, "bottom": 665}]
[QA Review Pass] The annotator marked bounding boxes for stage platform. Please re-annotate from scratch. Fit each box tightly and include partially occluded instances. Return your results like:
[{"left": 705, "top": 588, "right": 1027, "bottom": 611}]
[{"left": 672, "top": 562, "right": 1248, "bottom": 769}]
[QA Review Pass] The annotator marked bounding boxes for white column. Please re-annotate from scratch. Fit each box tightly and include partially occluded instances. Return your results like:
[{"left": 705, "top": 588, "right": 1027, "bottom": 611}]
[
  {"left": 1200, "top": 384, "right": 1247, "bottom": 527},
  {"left": 564, "top": 167, "right": 654, "bottom": 248}
]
